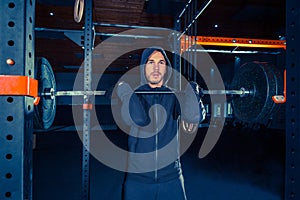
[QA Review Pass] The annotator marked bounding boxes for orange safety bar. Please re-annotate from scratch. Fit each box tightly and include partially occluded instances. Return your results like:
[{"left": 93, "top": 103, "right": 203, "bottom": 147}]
[
  {"left": 0, "top": 75, "right": 40, "bottom": 105},
  {"left": 181, "top": 36, "right": 286, "bottom": 53}
]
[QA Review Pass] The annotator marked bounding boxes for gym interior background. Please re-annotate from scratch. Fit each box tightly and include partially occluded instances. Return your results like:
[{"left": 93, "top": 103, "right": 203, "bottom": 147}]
[{"left": 1, "top": 0, "right": 299, "bottom": 199}]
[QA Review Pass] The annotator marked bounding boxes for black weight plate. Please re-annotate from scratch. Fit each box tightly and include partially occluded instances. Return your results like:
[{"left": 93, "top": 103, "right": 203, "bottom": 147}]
[
  {"left": 231, "top": 62, "right": 281, "bottom": 124},
  {"left": 33, "top": 57, "right": 56, "bottom": 129}
]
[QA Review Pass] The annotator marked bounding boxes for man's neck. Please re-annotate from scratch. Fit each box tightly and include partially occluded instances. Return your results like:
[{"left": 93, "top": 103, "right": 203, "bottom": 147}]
[{"left": 148, "top": 82, "right": 163, "bottom": 88}]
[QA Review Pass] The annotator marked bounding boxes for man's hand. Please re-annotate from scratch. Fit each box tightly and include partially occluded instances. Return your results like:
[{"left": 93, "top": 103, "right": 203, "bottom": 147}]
[
  {"left": 188, "top": 81, "right": 204, "bottom": 101},
  {"left": 181, "top": 120, "right": 198, "bottom": 134},
  {"left": 116, "top": 81, "right": 133, "bottom": 101}
]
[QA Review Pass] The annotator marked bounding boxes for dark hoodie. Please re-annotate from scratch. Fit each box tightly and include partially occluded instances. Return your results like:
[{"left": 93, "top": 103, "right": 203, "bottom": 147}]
[{"left": 119, "top": 46, "right": 205, "bottom": 183}]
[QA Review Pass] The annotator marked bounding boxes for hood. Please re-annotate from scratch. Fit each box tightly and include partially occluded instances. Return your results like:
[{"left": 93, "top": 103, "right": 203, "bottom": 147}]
[{"left": 140, "top": 46, "right": 172, "bottom": 86}]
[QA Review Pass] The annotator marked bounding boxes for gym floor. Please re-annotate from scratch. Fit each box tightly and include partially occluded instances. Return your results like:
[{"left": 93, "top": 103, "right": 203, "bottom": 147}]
[{"left": 33, "top": 126, "right": 285, "bottom": 200}]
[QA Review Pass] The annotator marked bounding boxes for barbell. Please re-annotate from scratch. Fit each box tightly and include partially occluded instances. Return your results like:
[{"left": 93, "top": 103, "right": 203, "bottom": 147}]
[
  {"left": 33, "top": 57, "right": 283, "bottom": 129},
  {"left": 134, "top": 88, "right": 250, "bottom": 96}
]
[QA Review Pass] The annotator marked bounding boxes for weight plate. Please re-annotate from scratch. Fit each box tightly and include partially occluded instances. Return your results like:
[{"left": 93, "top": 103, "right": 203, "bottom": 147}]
[
  {"left": 33, "top": 57, "right": 56, "bottom": 129},
  {"left": 231, "top": 62, "right": 282, "bottom": 124}
]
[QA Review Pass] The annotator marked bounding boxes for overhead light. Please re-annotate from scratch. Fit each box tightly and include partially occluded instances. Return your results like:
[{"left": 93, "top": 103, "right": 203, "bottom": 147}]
[
  {"left": 214, "top": 24, "right": 218, "bottom": 28},
  {"left": 49, "top": 12, "right": 54, "bottom": 16}
]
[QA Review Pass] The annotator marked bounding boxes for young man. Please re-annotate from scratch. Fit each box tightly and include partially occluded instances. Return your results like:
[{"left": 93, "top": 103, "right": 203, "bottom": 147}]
[{"left": 117, "top": 46, "right": 206, "bottom": 200}]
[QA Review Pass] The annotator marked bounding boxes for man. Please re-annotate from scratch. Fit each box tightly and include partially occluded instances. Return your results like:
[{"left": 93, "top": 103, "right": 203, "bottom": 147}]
[{"left": 117, "top": 46, "right": 206, "bottom": 200}]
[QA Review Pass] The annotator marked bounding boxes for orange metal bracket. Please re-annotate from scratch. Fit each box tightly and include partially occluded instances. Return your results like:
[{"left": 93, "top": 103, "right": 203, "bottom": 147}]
[
  {"left": 181, "top": 36, "right": 286, "bottom": 53},
  {"left": 272, "top": 69, "right": 286, "bottom": 104},
  {"left": 83, "top": 103, "right": 93, "bottom": 110},
  {"left": 0, "top": 75, "right": 40, "bottom": 105}
]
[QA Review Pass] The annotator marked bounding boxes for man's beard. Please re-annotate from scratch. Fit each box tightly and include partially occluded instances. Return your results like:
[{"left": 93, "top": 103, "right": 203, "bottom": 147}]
[{"left": 147, "top": 73, "right": 164, "bottom": 85}]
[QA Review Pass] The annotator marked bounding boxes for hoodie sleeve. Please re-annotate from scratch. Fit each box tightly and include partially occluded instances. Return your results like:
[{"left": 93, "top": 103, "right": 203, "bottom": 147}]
[
  {"left": 181, "top": 81, "right": 206, "bottom": 123},
  {"left": 117, "top": 82, "right": 150, "bottom": 127}
]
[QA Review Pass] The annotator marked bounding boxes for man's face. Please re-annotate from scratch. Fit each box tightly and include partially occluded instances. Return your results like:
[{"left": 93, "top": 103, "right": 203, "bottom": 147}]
[{"left": 145, "top": 51, "right": 167, "bottom": 88}]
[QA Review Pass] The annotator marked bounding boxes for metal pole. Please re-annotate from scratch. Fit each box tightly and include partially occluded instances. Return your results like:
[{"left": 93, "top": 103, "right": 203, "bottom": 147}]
[
  {"left": 93, "top": 22, "right": 168, "bottom": 30},
  {"left": 178, "top": 0, "right": 213, "bottom": 40},
  {"left": 82, "top": 0, "right": 93, "bottom": 199},
  {"left": 285, "top": 0, "right": 300, "bottom": 199},
  {"left": 0, "top": 0, "right": 35, "bottom": 199}
]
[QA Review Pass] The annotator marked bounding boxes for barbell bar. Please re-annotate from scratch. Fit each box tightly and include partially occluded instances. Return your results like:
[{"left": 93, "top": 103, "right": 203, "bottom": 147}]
[
  {"left": 40, "top": 87, "right": 249, "bottom": 98},
  {"left": 134, "top": 87, "right": 250, "bottom": 97},
  {"left": 40, "top": 88, "right": 106, "bottom": 99},
  {"left": 33, "top": 57, "right": 284, "bottom": 130}
]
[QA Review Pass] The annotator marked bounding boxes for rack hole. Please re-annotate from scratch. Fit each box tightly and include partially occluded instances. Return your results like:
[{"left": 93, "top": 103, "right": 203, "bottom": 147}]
[
  {"left": 5, "top": 173, "right": 12, "bottom": 179},
  {"left": 7, "top": 40, "right": 14, "bottom": 46},
  {"left": 291, "top": 178, "right": 295, "bottom": 184},
  {"left": 7, "top": 97, "right": 13, "bottom": 103},
  {"left": 28, "top": 105, "right": 31, "bottom": 111},
  {"left": 7, "top": 116, "right": 13, "bottom": 122},
  {"left": 6, "top": 135, "right": 13, "bottom": 141},
  {"left": 291, "top": 63, "right": 295, "bottom": 68},
  {"left": 291, "top": 105, "right": 295, "bottom": 111},
  {"left": 8, "top": 2, "right": 15, "bottom": 8},
  {"left": 6, "top": 154, "right": 12, "bottom": 160},
  {"left": 291, "top": 164, "right": 295, "bottom": 169},
  {"left": 291, "top": 148, "right": 295, "bottom": 154},
  {"left": 8, "top": 21, "right": 15, "bottom": 27},
  {"left": 290, "top": 192, "right": 295, "bottom": 198},
  {"left": 291, "top": 132, "right": 295, "bottom": 138},
  {"left": 5, "top": 192, "right": 11, "bottom": 197}
]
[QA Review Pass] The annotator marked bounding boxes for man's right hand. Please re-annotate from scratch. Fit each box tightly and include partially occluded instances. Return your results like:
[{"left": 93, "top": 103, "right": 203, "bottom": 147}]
[{"left": 116, "top": 81, "right": 133, "bottom": 102}]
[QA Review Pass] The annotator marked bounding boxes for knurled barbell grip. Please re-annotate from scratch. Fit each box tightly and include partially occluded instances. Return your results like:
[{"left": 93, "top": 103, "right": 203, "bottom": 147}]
[
  {"left": 55, "top": 90, "right": 106, "bottom": 96},
  {"left": 41, "top": 89, "right": 106, "bottom": 97}
]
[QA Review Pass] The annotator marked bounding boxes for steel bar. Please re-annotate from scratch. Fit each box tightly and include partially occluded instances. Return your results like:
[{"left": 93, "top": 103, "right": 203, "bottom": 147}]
[
  {"left": 55, "top": 90, "right": 106, "bottom": 96},
  {"left": 285, "top": 0, "right": 300, "bottom": 199},
  {"left": 202, "top": 89, "right": 249, "bottom": 95},
  {"left": 82, "top": 0, "right": 93, "bottom": 199},
  {"left": 93, "top": 22, "right": 168, "bottom": 31},
  {"left": 135, "top": 89, "right": 250, "bottom": 96},
  {"left": 41, "top": 90, "right": 106, "bottom": 97},
  {"left": 41, "top": 88, "right": 249, "bottom": 97},
  {"left": 35, "top": 27, "right": 164, "bottom": 40},
  {"left": 177, "top": 0, "right": 193, "bottom": 20},
  {"left": 0, "top": 0, "right": 35, "bottom": 199},
  {"left": 178, "top": 0, "right": 213, "bottom": 40}
]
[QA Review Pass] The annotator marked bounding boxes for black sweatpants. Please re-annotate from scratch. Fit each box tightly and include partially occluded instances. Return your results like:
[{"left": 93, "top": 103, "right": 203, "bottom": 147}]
[{"left": 123, "top": 175, "right": 187, "bottom": 200}]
